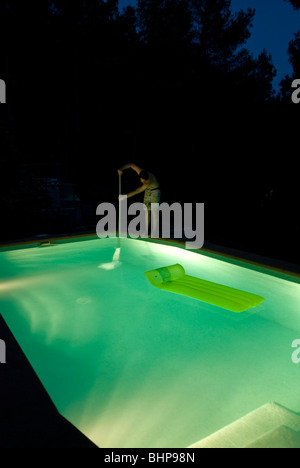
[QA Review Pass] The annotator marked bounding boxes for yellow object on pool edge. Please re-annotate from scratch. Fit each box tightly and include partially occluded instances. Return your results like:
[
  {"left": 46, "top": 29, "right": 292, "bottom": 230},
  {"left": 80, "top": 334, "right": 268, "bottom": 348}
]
[{"left": 145, "top": 264, "right": 265, "bottom": 313}]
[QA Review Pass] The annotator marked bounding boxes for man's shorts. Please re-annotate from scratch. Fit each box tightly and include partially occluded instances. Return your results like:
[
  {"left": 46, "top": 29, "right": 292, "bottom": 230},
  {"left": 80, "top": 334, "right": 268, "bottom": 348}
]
[{"left": 144, "top": 188, "right": 161, "bottom": 211}]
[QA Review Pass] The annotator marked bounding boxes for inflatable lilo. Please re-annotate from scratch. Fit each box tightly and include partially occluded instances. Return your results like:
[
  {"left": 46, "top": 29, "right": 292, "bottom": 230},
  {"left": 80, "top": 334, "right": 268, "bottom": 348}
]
[{"left": 145, "top": 264, "right": 264, "bottom": 313}]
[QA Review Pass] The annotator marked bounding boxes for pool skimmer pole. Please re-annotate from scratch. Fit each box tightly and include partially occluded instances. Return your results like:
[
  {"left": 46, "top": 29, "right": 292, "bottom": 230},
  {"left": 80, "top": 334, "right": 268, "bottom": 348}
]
[
  {"left": 114, "top": 173, "right": 122, "bottom": 261},
  {"left": 97, "top": 174, "right": 122, "bottom": 270}
]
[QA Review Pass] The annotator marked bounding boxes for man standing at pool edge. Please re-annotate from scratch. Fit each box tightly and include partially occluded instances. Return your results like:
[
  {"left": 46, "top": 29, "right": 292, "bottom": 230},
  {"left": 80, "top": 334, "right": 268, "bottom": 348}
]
[{"left": 118, "top": 163, "right": 161, "bottom": 237}]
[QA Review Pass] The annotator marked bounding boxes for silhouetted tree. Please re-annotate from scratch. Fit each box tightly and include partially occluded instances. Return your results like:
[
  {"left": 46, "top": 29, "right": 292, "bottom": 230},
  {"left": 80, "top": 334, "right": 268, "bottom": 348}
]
[
  {"left": 137, "top": 0, "right": 193, "bottom": 47},
  {"left": 284, "top": 0, "right": 300, "bottom": 9},
  {"left": 0, "top": 0, "right": 296, "bottom": 259},
  {"left": 232, "top": 48, "right": 276, "bottom": 104},
  {"left": 190, "top": 0, "right": 254, "bottom": 71},
  {"left": 287, "top": 31, "right": 300, "bottom": 75},
  {"left": 279, "top": 1, "right": 300, "bottom": 101},
  {"left": 188, "top": 0, "right": 276, "bottom": 105}
]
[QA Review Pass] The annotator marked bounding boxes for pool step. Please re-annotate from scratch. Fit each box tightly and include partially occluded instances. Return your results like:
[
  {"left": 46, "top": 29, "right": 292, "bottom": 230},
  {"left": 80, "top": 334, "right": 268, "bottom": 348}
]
[
  {"left": 188, "top": 402, "right": 300, "bottom": 449},
  {"left": 246, "top": 426, "right": 300, "bottom": 448}
]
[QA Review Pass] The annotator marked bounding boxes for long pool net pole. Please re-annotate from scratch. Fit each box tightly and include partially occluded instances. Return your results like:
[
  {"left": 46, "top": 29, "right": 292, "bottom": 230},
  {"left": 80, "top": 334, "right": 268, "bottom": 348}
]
[{"left": 118, "top": 174, "right": 122, "bottom": 242}]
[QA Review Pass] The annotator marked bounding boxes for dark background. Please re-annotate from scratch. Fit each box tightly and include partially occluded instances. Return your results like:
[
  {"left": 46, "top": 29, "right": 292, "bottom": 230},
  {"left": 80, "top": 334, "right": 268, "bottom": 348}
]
[{"left": 0, "top": 0, "right": 299, "bottom": 265}]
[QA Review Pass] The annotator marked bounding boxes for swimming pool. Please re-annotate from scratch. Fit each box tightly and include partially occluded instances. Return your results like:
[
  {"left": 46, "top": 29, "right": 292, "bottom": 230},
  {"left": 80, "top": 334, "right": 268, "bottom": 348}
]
[{"left": 0, "top": 237, "right": 300, "bottom": 448}]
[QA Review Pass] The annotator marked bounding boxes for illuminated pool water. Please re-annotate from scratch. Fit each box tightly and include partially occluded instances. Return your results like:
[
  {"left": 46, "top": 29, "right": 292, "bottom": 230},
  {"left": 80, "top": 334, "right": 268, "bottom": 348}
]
[{"left": 0, "top": 238, "right": 300, "bottom": 448}]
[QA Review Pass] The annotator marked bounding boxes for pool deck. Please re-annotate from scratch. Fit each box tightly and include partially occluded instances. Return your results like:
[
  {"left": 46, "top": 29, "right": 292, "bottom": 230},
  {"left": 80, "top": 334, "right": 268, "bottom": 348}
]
[{"left": 203, "top": 240, "right": 300, "bottom": 280}]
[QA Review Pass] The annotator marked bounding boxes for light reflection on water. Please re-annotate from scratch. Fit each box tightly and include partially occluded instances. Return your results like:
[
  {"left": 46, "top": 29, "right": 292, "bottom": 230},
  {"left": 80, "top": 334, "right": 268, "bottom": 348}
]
[{"left": 0, "top": 238, "right": 300, "bottom": 448}]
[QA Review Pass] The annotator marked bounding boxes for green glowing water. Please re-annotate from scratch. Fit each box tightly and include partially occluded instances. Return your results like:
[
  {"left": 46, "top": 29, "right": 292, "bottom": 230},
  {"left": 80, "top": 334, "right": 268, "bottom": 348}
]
[{"left": 0, "top": 238, "right": 300, "bottom": 448}]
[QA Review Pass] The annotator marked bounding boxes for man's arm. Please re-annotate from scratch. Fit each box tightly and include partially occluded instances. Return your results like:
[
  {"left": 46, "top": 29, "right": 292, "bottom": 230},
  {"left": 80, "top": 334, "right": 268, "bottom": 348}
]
[
  {"left": 118, "top": 163, "right": 143, "bottom": 175},
  {"left": 127, "top": 183, "right": 148, "bottom": 199}
]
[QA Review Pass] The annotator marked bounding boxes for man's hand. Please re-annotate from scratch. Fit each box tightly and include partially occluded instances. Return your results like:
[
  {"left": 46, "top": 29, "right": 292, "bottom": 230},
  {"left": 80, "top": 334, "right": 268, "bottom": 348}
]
[
  {"left": 118, "top": 194, "right": 127, "bottom": 201},
  {"left": 118, "top": 169, "right": 123, "bottom": 176}
]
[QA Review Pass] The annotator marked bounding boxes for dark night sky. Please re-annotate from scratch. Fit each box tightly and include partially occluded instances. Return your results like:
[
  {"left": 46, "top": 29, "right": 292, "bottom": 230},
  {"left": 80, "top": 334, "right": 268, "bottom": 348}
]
[{"left": 119, "top": 0, "right": 300, "bottom": 90}]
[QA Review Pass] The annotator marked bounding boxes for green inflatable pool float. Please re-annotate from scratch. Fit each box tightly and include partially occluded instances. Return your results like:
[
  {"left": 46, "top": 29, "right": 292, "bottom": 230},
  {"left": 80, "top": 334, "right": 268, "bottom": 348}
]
[{"left": 145, "top": 264, "right": 264, "bottom": 313}]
